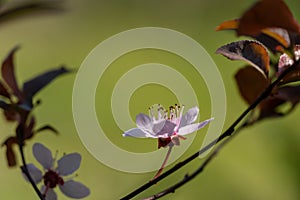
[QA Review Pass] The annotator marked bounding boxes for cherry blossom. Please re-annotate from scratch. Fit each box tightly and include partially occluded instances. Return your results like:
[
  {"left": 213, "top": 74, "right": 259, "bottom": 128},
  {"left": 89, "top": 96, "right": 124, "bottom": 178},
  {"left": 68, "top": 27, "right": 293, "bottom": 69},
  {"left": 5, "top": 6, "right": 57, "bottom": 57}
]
[
  {"left": 123, "top": 104, "right": 213, "bottom": 178},
  {"left": 24, "top": 143, "right": 90, "bottom": 200},
  {"left": 123, "top": 104, "right": 213, "bottom": 148}
]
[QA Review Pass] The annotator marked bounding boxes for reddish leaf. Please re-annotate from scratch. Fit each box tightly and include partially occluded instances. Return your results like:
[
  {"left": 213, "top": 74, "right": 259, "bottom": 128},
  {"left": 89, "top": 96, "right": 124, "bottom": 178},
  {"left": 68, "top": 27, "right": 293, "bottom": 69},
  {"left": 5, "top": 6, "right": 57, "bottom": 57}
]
[
  {"left": 0, "top": 103, "right": 24, "bottom": 122},
  {"left": 0, "top": 80, "right": 10, "bottom": 98},
  {"left": 3, "top": 109, "right": 18, "bottom": 121},
  {"left": 1, "top": 46, "right": 23, "bottom": 100},
  {"left": 261, "top": 28, "right": 290, "bottom": 48},
  {"left": 217, "top": 19, "right": 290, "bottom": 50},
  {"left": 6, "top": 145, "right": 17, "bottom": 167},
  {"left": 258, "top": 28, "right": 290, "bottom": 51},
  {"left": 258, "top": 85, "right": 300, "bottom": 120},
  {"left": 235, "top": 66, "right": 269, "bottom": 104},
  {"left": 0, "top": 99, "right": 9, "bottom": 110},
  {"left": 255, "top": 35, "right": 284, "bottom": 53},
  {"left": 216, "top": 40, "right": 270, "bottom": 76},
  {"left": 238, "top": 0, "right": 300, "bottom": 36},
  {"left": 2, "top": 137, "right": 18, "bottom": 167},
  {"left": 1, "top": 101, "right": 25, "bottom": 123},
  {"left": 259, "top": 97, "right": 285, "bottom": 119},
  {"left": 24, "top": 116, "right": 35, "bottom": 139},
  {"left": 275, "top": 85, "right": 300, "bottom": 104},
  {"left": 216, "top": 19, "right": 239, "bottom": 31}
]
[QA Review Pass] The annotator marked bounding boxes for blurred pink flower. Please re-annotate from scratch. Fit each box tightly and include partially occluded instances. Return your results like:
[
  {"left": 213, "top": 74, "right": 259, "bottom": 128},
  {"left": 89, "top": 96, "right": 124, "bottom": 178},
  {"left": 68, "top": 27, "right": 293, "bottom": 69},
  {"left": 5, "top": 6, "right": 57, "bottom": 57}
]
[
  {"left": 24, "top": 143, "right": 90, "bottom": 200},
  {"left": 278, "top": 45, "right": 300, "bottom": 74}
]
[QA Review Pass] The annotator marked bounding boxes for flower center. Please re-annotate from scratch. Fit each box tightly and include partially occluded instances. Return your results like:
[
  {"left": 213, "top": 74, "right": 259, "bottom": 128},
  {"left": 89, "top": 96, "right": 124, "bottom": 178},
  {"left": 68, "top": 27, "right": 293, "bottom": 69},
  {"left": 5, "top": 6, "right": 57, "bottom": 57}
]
[
  {"left": 43, "top": 170, "right": 64, "bottom": 188},
  {"left": 149, "top": 104, "right": 184, "bottom": 125}
]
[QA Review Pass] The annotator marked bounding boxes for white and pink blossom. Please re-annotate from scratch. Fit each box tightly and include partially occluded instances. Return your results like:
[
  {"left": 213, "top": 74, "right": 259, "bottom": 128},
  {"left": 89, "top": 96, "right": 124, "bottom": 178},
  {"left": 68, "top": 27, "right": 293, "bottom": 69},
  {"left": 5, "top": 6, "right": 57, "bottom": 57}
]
[
  {"left": 123, "top": 104, "right": 213, "bottom": 148},
  {"left": 24, "top": 143, "right": 90, "bottom": 200}
]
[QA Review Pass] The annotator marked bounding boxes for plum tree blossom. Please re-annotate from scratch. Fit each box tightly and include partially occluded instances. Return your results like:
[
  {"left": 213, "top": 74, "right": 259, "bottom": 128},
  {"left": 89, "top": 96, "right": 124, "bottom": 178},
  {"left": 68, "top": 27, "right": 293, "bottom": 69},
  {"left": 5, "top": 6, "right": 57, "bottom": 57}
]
[
  {"left": 24, "top": 143, "right": 90, "bottom": 200},
  {"left": 123, "top": 104, "right": 213, "bottom": 178},
  {"left": 123, "top": 104, "right": 213, "bottom": 148}
]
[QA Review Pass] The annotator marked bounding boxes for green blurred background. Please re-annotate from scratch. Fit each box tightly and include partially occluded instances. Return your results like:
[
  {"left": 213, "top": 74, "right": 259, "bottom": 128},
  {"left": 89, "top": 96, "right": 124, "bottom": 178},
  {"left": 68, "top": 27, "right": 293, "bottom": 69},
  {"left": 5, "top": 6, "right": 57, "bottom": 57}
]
[{"left": 1, "top": 0, "right": 300, "bottom": 199}]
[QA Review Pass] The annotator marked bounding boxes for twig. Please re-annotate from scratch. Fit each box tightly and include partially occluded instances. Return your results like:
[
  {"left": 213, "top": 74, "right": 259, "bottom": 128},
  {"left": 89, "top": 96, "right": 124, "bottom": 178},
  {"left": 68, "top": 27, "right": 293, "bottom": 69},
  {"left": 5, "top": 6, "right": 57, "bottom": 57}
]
[
  {"left": 120, "top": 59, "right": 300, "bottom": 200},
  {"left": 143, "top": 122, "right": 248, "bottom": 199}
]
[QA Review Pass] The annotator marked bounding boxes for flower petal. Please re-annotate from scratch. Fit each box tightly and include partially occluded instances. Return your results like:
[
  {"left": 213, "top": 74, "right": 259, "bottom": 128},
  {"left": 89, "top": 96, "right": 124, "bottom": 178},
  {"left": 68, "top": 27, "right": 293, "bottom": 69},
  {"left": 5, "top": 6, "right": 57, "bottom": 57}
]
[
  {"left": 136, "top": 114, "right": 153, "bottom": 133},
  {"left": 122, "top": 128, "right": 155, "bottom": 138},
  {"left": 41, "top": 186, "right": 57, "bottom": 200},
  {"left": 153, "top": 120, "right": 176, "bottom": 137},
  {"left": 33, "top": 143, "right": 53, "bottom": 169},
  {"left": 57, "top": 153, "right": 81, "bottom": 176},
  {"left": 23, "top": 163, "right": 43, "bottom": 184},
  {"left": 59, "top": 180, "right": 90, "bottom": 199},
  {"left": 178, "top": 118, "right": 213, "bottom": 135},
  {"left": 179, "top": 106, "right": 199, "bottom": 127}
]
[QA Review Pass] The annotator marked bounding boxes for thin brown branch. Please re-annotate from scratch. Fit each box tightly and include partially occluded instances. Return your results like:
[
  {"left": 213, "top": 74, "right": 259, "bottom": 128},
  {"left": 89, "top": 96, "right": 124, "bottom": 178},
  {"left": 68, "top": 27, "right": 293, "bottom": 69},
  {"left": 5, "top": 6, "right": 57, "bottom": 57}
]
[{"left": 143, "top": 123, "right": 247, "bottom": 199}]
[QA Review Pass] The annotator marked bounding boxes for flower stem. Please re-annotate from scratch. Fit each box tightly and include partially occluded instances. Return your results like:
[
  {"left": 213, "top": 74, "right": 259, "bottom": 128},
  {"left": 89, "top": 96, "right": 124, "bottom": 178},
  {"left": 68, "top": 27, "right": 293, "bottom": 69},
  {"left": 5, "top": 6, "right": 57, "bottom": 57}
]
[{"left": 152, "top": 146, "right": 173, "bottom": 180}]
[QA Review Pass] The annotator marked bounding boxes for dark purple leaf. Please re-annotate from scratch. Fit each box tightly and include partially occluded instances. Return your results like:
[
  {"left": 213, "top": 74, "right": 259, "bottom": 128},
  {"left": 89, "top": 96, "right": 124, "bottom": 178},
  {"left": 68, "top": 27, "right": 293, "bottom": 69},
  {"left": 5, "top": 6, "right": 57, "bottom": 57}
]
[
  {"left": 216, "top": 40, "right": 270, "bottom": 76},
  {"left": 22, "top": 66, "right": 70, "bottom": 106}
]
